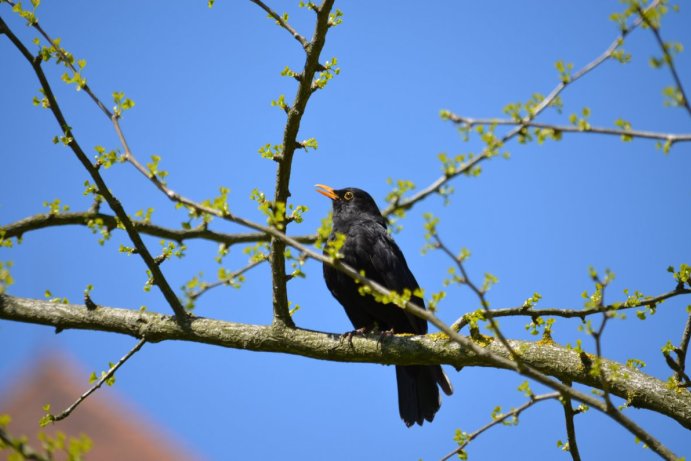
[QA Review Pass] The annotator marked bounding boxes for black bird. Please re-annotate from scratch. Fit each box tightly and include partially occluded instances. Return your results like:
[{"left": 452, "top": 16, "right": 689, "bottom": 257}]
[{"left": 316, "top": 184, "right": 453, "bottom": 427}]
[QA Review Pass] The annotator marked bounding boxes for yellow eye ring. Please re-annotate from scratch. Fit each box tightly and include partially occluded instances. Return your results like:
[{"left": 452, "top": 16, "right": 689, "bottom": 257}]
[{"left": 343, "top": 191, "right": 354, "bottom": 201}]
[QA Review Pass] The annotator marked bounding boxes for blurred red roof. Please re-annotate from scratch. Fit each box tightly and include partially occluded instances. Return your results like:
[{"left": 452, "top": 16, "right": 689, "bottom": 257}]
[{"left": 0, "top": 350, "right": 203, "bottom": 461}]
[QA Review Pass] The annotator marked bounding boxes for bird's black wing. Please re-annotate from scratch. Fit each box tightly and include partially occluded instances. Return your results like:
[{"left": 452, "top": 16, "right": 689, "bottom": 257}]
[{"left": 354, "top": 225, "right": 428, "bottom": 335}]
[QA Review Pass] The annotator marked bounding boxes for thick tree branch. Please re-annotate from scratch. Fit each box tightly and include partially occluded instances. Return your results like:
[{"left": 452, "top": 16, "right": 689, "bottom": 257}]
[
  {"left": 267, "top": 0, "right": 334, "bottom": 327},
  {"left": 2, "top": 293, "right": 690, "bottom": 434}
]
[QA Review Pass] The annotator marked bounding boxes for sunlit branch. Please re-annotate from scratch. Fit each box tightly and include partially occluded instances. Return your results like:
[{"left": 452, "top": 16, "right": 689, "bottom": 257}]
[
  {"left": 0, "top": 290, "right": 684, "bottom": 460},
  {"left": 3, "top": 293, "right": 690, "bottom": 432}
]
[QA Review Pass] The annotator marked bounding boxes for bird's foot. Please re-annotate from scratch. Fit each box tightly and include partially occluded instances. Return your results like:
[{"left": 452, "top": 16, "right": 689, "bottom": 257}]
[
  {"left": 376, "top": 328, "right": 395, "bottom": 348},
  {"left": 340, "top": 327, "right": 370, "bottom": 347}
]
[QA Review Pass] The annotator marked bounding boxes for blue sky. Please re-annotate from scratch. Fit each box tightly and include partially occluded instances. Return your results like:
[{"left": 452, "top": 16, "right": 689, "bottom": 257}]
[{"left": 1, "top": 1, "right": 690, "bottom": 459}]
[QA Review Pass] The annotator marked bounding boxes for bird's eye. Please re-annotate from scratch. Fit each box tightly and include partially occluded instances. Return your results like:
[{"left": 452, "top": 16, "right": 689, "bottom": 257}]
[{"left": 343, "top": 191, "right": 354, "bottom": 201}]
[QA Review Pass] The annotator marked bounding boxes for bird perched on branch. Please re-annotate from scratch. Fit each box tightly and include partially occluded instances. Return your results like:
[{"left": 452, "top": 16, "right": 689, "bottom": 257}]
[{"left": 316, "top": 184, "right": 453, "bottom": 427}]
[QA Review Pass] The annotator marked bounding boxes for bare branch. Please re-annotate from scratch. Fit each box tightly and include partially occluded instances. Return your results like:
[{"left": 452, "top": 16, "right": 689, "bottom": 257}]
[
  {"left": 440, "top": 392, "right": 561, "bottom": 461},
  {"left": 50, "top": 338, "right": 146, "bottom": 423}
]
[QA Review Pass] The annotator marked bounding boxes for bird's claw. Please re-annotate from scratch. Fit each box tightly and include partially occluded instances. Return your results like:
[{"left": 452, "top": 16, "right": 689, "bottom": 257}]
[
  {"left": 340, "top": 327, "right": 369, "bottom": 347},
  {"left": 376, "top": 328, "right": 395, "bottom": 348}
]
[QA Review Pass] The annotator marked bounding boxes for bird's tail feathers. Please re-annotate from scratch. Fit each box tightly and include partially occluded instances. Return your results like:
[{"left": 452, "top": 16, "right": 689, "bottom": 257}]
[
  {"left": 396, "top": 365, "right": 451, "bottom": 427},
  {"left": 432, "top": 365, "right": 454, "bottom": 396}
]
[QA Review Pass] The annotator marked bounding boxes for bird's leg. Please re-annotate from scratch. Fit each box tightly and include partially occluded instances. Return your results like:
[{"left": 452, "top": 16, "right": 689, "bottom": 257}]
[
  {"left": 340, "top": 326, "right": 371, "bottom": 347},
  {"left": 376, "top": 328, "right": 395, "bottom": 349}
]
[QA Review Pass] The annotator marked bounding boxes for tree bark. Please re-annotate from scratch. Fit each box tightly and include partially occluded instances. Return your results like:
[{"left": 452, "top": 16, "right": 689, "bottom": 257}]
[{"left": 2, "top": 293, "right": 689, "bottom": 429}]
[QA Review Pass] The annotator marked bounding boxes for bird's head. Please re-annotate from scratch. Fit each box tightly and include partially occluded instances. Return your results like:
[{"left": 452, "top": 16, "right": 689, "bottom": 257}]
[{"left": 315, "top": 184, "right": 385, "bottom": 228}]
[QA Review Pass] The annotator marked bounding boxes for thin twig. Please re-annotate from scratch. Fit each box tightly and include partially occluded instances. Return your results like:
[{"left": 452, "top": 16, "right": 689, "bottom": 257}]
[
  {"left": 249, "top": 0, "right": 309, "bottom": 49},
  {"left": 664, "top": 310, "right": 691, "bottom": 387},
  {"left": 636, "top": 3, "right": 691, "bottom": 118},
  {"left": 439, "top": 392, "right": 561, "bottom": 461},
  {"left": 452, "top": 286, "right": 690, "bottom": 331},
  {"left": 446, "top": 113, "right": 691, "bottom": 143},
  {"left": 678, "top": 312, "right": 691, "bottom": 384},
  {"left": 560, "top": 382, "right": 582, "bottom": 461},
  {"left": 187, "top": 258, "right": 266, "bottom": 301},
  {"left": 51, "top": 338, "right": 146, "bottom": 422}
]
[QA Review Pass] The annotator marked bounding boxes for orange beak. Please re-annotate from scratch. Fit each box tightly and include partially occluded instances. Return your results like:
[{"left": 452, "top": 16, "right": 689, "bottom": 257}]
[{"left": 315, "top": 184, "right": 338, "bottom": 200}]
